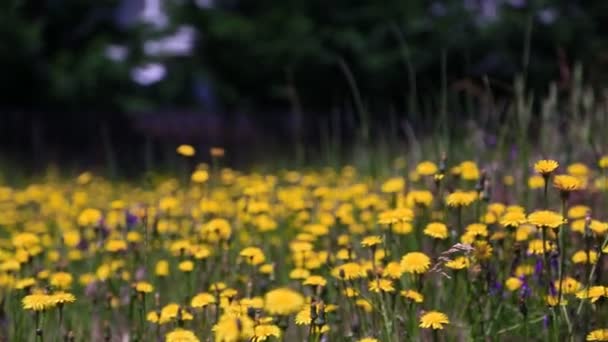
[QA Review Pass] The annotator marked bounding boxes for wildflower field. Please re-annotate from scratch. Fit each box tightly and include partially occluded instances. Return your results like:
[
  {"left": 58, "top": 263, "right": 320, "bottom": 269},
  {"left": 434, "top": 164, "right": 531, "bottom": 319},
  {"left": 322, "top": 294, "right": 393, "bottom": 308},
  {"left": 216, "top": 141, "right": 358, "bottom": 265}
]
[{"left": 4, "top": 106, "right": 608, "bottom": 342}]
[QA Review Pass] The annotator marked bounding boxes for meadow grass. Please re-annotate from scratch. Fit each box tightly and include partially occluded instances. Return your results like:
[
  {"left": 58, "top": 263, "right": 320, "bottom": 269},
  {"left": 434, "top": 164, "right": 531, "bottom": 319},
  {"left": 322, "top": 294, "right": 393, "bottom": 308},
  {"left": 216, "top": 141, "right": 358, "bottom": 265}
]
[{"left": 1, "top": 71, "right": 608, "bottom": 342}]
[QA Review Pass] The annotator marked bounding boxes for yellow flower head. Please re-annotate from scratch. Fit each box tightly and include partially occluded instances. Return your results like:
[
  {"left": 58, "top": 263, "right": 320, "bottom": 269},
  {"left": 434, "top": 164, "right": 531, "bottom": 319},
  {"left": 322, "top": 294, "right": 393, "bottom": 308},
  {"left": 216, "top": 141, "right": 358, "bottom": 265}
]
[
  {"left": 381, "top": 177, "right": 405, "bottom": 193},
  {"left": 22, "top": 293, "right": 54, "bottom": 311},
  {"left": 166, "top": 328, "right": 199, "bottom": 342},
  {"left": 445, "top": 191, "right": 477, "bottom": 207},
  {"left": 212, "top": 314, "right": 254, "bottom": 342},
  {"left": 176, "top": 144, "right": 195, "bottom": 157},
  {"left": 528, "top": 175, "right": 545, "bottom": 189},
  {"left": 423, "top": 222, "right": 448, "bottom": 239},
  {"left": 361, "top": 235, "right": 383, "bottom": 248},
  {"left": 587, "top": 329, "right": 608, "bottom": 341},
  {"left": 191, "top": 292, "right": 215, "bottom": 308},
  {"left": 191, "top": 170, "right": 209, "bottom": 184},
  {"left": 527, "top": 239, "right": 555, "bottom": 255},
  {"left": 240, "top": 247, "right": 266, "bottom": 265},
  {"left": 554, "top": 276, "right": 581, "bottom": 295},
  {"left": 419, "top": 311, "right": 449, "bottom": 330},
  {"left": 416, "top": 161, "right": 438, "bottom": 176},
  {"left": 401, "top": 289, "right": 424, "bottom": 303},
  {"left": 406, "top": 190, "right": 434, "bottom": 207},
  {"left": 568, "top": 205, "right": 590, "bottom": 219},
  {"left": 445, "top": 256, "right": 470, "bottom": 270},
  {"left": 155, "top": 260, "right": 170, "bottom": 277},
  {"left": 500, "top": 211, "right": 527, "bottom": 229},
  {"left": 576, "top": 286, "right": 608, "bottom": 303},
  {"left": 50, "top": 291, "right": 76, "bottom": 306},
  {"left": 572, "top": 250, "right": 598, "bottom": 264},
  {"left": 400, "top": 252, "right": 431, "bottom": 274},
  {"left": 50, "top": 272, "right": 73, "bottom": 290},
  {"left": 505, "top": 277, "right": 523, "bottom": 291},
  {"left": 527, "top": 210, "right": 564, "bottom": 229},
  {"left": 368, "top": 278, "right": 395, "bottom": 293},
  {"left": 567, "top": 163, "right": 589, "bottom": 178},
  {"left": 302, "top": 275, "right": 327, "bottom": 287},
  {"left": 358, "top": 338, "right": 379, "bottom": 342},
  {"left": 534, "top": 159, "right": 559, "bottom": 176},
  {"left": 332, "top": 262, "right": 365, "bottom": 280},
  {"left": 135, "top": 281, "right": 154, "bottom": 294},
  {"left": 553, "top": 174, "right": 583, "bottom": 192},
  {"left": 264, "top": 288, "right": 305, "bottom": 315},
  {"left": 253, "top": 324, "right": 281, "bottom": 341}
]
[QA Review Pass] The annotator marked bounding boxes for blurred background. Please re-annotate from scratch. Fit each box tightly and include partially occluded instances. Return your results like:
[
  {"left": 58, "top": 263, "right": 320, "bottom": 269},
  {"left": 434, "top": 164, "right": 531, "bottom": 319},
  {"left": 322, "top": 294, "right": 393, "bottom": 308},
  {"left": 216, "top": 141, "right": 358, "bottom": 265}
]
[{"left": 1, "top": 0, "right": 607, "bottom": 176}]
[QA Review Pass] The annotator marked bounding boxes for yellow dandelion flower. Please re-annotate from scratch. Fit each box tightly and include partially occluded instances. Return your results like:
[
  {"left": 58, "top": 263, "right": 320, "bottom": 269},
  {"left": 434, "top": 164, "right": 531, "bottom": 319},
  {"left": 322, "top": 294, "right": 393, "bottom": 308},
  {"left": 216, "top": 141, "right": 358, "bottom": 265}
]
[
  {"left": 15, "top": 277, "right": 36, "bottom": 290},
  {"left": 401, "top": 289, "right": 424, "bottom": 303},
  {"left": 355, "top": 299, "right": 372, "bottom": 312},
  {"left": 178, "top": 260, "right": 194, "bottom": 272},
  {"left": 546, "top": 295, "right": 567, "bottom": 307},
  {"left": 466, "top": 223, "right": 488, "bottom": 237},
  {"left": 176, "top": 144, "right": 195, "bottom": 157},
  {"left": 568, "top": 205, "right": 590, "bottom": 219},
  {"left": 105, "top": 239, "right": 127, "bottom": 253},
  {"left": 590, "top": 220, "right": 608, "bottom": 235},
  {"left": 50, "top": 272, "right": 73, "bottom": 290},
  {"left": 303, "top": 275, "right": 327, "bottom": 287},
  {"left": 22, "top": 293, "right": 54, "bottom": 311},
  {"left": 554, "top": 277, "right": 581, "bottom": 294},
  {"left": 406, "top": 190, "right": 434, "bottom": 207},
  {"left": 264, "top": 288, "right": 305, "bottom": 315},
  {"left": 191, "top": 170, "right": 209, "bottom": 184},
  {"left": 576, "top": 286, "right": 608, "bottom": 303},
  {"left": 361, "top": 235, "right": 383, "bottom": 248},
  {"left": 49, "top": 291, "right": 76, "bottom": 306},
  {"left": 381, "top": 177, "right": 405, "bottom": 193},
  {"left": 445, "top": 191, "right": 477, "bottom": 207},
  {"left": 392, "top": 221, "right": 413, "bottom": 235},
  {"left": 534, "top": 159, "right": 559, "bottom": 176},
  {"left": 135, "top": 281, "right": 154, "bottom": 294},
  {"left": 587, "top": 329, "right": 608, "bottom": 341},
  {"left": 253, "top": 324, "right": 281, "bottom": 341},
  {"left": 527, "top": 210, "right": 564, "bottom": 229},
  {"left": 359, "top": 338, "right": 379, "bottom": 342},
  {"left": 445, "top": 256, "right": 470, "bottom": 270},
  {"left": 500, "top": 211, "right": 527, "bottom": 229},
  {"left": 419, "top": 311, "right": 449, "bottom": 330},
  {"left": 572, "top": 250, "right": 598, "bottom": 264},
  {"left": 424, "top": 222, "right": 448, "bottom": 240},
  {"left": 166, "top": 328, "right": 199, "bottom": 342},
  {"left": 528, "top": 175, "right": 545, "bottom": 189},
  {"left": 567, "top": 163, "right": 589, "bottom": 178},
  {"left": 240, "top": 247, "right": 266, "bottom": 265},
  {"left": 191, "top": 292, "right": 215, "bottom": 308},
  {"left": 400, "top": 252, "right": 431, "bottom": 274},
  {"left": 332, "top": 262, "right": 365, "bottom": 280},
  {"left": 289, "top": 268, "right": 310, "bottom": 280},
  {"left": 505, "top": 277, "right": 523, "bottom": 291},
  {"left": 155, "top": 260, "right": 170, "bottom": 277},
  {"left": 213, "top": 314, "right": 254, "bottom": 342},
  {"left": 554, "top": 174, "right": 583, "bottom": 192},
  {"left": 527, "top": 239, "right": 555, "bottom": 255},
  {"left": 368, "top": 278, "right": 395, "bottom": 293},
  {"left": 473, "top": 241, "right": 493, "bottom": 260},
  {"left": 382, "top": 261, "right": 403, "bottom": 279},
  {"left": 416, "top": 161, "right": 438, "bottom": 176},
  {"left": 515, "top": 264, "right": 535, "bottom": 277}
]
